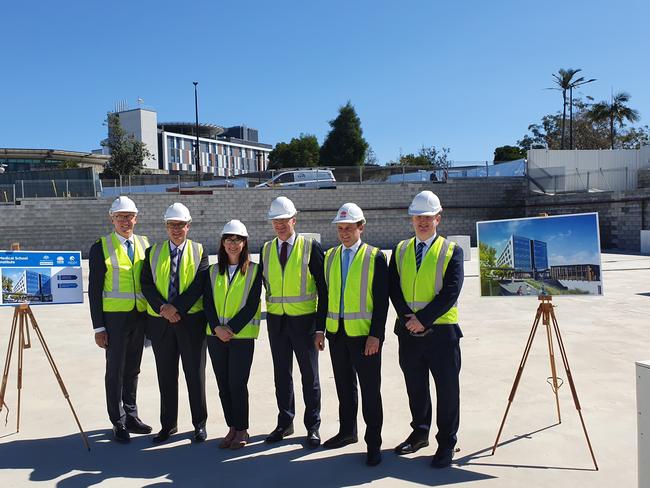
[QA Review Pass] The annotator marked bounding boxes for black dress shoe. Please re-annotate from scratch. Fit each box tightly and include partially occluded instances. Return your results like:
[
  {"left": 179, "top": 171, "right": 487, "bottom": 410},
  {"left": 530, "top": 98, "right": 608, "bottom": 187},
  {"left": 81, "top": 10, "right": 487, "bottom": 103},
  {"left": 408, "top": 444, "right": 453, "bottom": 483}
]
[
  {"left": 394, "top": 436, "right": 429, "bottom": 455},
  {"left": 430, "top": 447, "right": 454, "bottom": 468},
  {"left": 265, "top": 424, "right": 294, "bottom": 443},
  {"left": 366, "top": 449, "right": 382, "bottom": 467},
  {"left": 113, "top": 424, "right": 130, "bottom": 443},
  {"left": 152, "top": 426, "right": 178, "bottom": 443},
  {"left": 306, "top": 429, "right": 321, "bottom": 448},
  {"left": 125, "top": 416, "right": 152, "bottom": 435},
  {"left": 193, "top": 426, "right": 207, "bottom": 443},
  {"left": 323, "top": 432, "right": 358, "bottom": 449}
]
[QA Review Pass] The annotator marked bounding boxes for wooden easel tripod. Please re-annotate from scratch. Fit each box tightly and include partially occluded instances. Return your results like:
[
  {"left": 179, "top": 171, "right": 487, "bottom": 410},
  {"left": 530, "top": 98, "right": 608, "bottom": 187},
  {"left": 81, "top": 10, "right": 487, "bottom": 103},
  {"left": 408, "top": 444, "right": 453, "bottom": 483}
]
[
  {"left": 0, "top": 304, "right": 90, "bottom": 450},
  {"left": 492, "top": 295, "right": 598, "bottom": 470}
]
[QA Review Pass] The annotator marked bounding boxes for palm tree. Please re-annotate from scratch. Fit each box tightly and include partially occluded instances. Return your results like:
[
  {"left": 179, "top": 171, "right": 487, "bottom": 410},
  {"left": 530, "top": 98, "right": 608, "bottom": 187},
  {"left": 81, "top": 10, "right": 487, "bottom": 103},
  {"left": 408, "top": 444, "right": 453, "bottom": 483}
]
[
  {"left": 589, "top": 92, "right": 640, "bottom": 149},
  {"left": 550, "top": 68, "right": 596, "bottom": 149}
]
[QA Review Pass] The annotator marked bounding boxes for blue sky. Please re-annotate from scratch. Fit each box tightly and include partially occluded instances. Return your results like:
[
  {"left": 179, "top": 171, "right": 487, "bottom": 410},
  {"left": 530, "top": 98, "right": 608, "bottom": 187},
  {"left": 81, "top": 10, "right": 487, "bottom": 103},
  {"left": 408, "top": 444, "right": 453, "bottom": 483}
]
[
  {"left": 477, "top": 213, "right": 601, "bottom": 266},
  {"left": 1, "top": 0, "right": 648, "bottom": 164}
]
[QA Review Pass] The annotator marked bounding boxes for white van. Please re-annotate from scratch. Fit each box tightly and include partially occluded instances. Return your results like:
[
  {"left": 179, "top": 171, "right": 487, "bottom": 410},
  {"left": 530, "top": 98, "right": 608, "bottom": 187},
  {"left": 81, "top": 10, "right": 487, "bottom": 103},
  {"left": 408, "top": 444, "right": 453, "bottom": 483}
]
[{"left": 255, "top": 169, "right": 336, "bottom": 189}]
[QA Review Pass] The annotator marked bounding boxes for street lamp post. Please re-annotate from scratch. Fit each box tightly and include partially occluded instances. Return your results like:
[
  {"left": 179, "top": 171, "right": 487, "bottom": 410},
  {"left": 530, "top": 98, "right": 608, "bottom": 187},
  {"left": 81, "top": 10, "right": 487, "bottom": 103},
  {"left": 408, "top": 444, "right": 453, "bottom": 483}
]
[{"left": 193, "top": 81, "right": 201, "bottom": 186}]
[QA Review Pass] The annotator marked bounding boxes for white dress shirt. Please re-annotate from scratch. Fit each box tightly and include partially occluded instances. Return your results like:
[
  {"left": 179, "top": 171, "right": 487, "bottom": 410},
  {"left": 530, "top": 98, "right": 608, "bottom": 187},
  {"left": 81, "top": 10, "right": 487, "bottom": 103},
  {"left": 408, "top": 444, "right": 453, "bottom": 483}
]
[
  {"left": 277, "top": 233, "right": 297, "bottom": 259},
  {"left": 415, "top": 233, "right": 437, "bottom": 259}
]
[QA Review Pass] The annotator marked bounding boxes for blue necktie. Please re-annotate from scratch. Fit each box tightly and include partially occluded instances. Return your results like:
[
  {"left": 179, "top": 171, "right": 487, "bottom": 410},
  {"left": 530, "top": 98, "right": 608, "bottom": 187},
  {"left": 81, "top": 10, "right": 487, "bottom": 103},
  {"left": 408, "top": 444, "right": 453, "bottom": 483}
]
[
  {"left": 168, "top": 247, "right": 179, "bottom": 301},
  {"left": 415, "top": 241, "right": 426, "bottom": 270},
  {"left": 125, "top": 240, "right": 134, "bottom": 263},
  {"left": 340, "top": 248, "right": 352, "bottom": 314}
]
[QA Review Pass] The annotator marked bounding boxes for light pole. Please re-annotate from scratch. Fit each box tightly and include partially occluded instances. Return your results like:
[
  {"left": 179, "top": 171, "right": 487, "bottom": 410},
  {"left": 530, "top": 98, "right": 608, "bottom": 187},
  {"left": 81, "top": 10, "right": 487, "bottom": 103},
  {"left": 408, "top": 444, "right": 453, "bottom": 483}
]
[{"left": 193, "top": 81, "right": 201, "bottom": 186}]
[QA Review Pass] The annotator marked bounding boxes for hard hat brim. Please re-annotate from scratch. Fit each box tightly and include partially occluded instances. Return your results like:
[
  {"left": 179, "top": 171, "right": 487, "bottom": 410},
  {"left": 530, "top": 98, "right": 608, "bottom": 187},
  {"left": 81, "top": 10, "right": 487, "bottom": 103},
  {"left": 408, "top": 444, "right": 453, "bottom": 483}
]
[
  {"left": 332, "top": 217, "right": 365, "bottom": 224},
  {"left": 222, "top": 231, "right": 249, "bottom": 237},
  {"left": 408, "top": 210, "right": 441, "bottom": 216},
  {"left": 164, "top": 217, "right": 192, "bottom": 223},
  {"left": 268, "top": 212, "right": 297, "bottom": 220}
]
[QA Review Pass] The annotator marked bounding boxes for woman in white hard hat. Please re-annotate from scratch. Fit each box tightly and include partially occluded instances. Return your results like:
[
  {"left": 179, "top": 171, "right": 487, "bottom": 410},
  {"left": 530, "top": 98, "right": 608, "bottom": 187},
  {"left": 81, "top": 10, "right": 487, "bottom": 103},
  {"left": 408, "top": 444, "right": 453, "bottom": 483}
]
[{"left": 203, "top": 220, "right": 262, "bottom": 450}]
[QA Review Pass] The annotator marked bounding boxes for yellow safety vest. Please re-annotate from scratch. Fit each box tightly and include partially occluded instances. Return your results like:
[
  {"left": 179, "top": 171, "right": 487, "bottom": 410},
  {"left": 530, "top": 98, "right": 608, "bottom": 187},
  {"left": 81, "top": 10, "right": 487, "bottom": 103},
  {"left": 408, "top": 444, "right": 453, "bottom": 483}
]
[
  {"left": 207, "top": 263, "right": 261, "bottom": 339},
  {"left": 100, "top": 232, "right": 150, "bottom": 312},
  {"left": 395, "top": 236, "right": 458, "bottom": 324},
  {"left": 261, "top": 235, "right": 317, "bottom": 316},
  {"left": 324, "top": 243, "right": 379, "bottom": 337},
  {"left": 146, "top": 239, "right": 204, "bottom": 317}
]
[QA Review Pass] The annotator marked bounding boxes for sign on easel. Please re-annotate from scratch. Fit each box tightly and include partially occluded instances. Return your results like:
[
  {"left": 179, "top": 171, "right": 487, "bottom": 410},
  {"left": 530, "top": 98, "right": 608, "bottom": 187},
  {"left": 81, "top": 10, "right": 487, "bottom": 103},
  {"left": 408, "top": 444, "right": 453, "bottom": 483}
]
[{"left": 0, "top": 251, "right": 83, "bottom": 306}]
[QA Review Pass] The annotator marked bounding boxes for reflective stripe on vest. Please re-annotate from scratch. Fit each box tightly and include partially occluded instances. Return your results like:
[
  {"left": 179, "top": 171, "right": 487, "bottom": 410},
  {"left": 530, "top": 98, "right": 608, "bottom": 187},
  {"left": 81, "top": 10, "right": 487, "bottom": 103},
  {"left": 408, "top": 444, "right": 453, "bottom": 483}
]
[
  {"left": 101, "top": 233, "right": 149, "bottom": 312},
  {"left": 207, "top": 263, "right": 261, "bottom": 339},
  {"left": 324, "top": 243, "right": 378, "bottom": 336},
  {"left": 396, "top": 236, "right": 458, "bottom": 324},
  {"left": 146, "top": 239, "right": 204, "bottom": 316},
  {"left": 262, "top": 235, "right": 317, "bottom": 316}
]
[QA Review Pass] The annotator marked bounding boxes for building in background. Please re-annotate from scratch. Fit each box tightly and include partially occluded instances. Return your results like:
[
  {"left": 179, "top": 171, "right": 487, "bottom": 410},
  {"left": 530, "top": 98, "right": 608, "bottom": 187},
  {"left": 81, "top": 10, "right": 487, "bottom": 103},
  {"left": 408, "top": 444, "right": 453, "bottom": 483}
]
[
  {"left": 496, "top": 235, "right": 549, "bottom": 278},
  {"left": 0, "top": 148, "right": 108, "bottom": 173},
  {"left": 102, "top": 108, "right": 271, "bottom": 176},
  {"left": 11, "top": 269, "right": 52, "bottom": 302}
]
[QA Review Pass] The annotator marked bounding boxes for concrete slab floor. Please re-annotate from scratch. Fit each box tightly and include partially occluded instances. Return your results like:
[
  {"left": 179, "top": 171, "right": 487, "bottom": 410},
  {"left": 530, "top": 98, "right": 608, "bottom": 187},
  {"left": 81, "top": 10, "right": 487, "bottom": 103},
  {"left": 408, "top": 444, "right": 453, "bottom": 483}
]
[{"left": 0, "top": 250, "right": 648, "bottom": 487}]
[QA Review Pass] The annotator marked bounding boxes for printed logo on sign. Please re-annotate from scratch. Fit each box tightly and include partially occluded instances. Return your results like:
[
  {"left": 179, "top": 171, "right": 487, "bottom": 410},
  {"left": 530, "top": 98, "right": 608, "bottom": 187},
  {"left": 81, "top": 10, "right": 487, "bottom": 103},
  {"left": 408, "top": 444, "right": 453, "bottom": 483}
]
[
  {"left": 57, "top": 257, "right": 64, "bottom": 264},
  {"left": 69, "top": 256, "right": 76, "bottom": 262},
  {"left": 43, "top": 255, "right": 50, "bottom": 260}
]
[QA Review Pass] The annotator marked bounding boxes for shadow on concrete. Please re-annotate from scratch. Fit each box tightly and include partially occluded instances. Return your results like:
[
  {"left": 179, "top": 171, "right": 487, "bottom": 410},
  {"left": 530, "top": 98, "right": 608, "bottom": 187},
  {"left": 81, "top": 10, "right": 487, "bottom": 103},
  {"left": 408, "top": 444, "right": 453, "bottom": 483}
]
[
  {"left": 636, "top": 292, "right": 650, "bottom": 297},
  {"left": 0, "top": 429, "right": 496, "bottom": 487},
  {"left": 454, "top": 423, "right": 595, "bottom": 472}
]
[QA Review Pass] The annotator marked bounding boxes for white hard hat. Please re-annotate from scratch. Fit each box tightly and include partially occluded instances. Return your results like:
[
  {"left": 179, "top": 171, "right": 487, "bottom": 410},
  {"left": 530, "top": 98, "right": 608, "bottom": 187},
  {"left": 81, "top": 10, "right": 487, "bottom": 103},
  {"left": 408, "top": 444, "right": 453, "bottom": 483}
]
[
  {"left": 267, "top": 196, "right": 297, "bottom": 220},
  {"left": 109, "top": 196, "right": 138, "bottom": 215},
  {"left": 222, "top": 219, "right": 248, "bottom": 237},
  {"left": 408, "top": 191, "right": 442, "bottom": 216},
  {"left": 164, "top": 202, "right": 192, "bottom": 222},
  {"left": 332, "top": 202, "right": 365, "bottom": 224}
]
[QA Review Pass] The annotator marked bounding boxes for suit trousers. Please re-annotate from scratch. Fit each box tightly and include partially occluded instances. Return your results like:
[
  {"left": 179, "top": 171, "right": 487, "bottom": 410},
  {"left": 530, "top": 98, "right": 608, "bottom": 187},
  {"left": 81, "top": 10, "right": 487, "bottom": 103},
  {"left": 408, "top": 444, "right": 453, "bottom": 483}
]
[
  {"left": 397, "top": 327, "right": 462, "bottom": 449},
  {"left": 207, "top": 336, "right": 254, "bottom": 431},
  {"left": 104, "top": 309, "right": 146, "bottom": 426},
  {"left": 328, "top": 327, "right": 383, "bottom": 450},
  {"left": 147, "top": 313, "right": 207, "bottom": 430},
  {"left": 266, "top": 313, "right": 321, "bottom": 431}
]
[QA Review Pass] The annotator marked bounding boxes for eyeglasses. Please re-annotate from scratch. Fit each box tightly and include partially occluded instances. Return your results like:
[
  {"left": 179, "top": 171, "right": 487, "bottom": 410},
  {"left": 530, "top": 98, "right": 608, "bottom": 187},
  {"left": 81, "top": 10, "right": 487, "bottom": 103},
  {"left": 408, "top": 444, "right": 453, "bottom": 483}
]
[
  {"left": 113, "top": 214, "right": 136, "bottom": 222},
  {"left": 224, "top": 237, "right": 245, "bottom": 244},
  {"left": 166, "top": 222, "right": 188, "bottom": 230}
]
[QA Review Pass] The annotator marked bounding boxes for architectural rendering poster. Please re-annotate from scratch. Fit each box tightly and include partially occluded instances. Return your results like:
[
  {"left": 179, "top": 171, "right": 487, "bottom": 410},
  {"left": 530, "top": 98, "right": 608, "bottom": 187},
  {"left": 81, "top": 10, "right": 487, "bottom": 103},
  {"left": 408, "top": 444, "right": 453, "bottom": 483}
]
[
  {"left": 476, "top": 213, "right": 602, "bottom": 297},
  {"left": 0, "top": 251, "right": 83, "bottom": 306}
]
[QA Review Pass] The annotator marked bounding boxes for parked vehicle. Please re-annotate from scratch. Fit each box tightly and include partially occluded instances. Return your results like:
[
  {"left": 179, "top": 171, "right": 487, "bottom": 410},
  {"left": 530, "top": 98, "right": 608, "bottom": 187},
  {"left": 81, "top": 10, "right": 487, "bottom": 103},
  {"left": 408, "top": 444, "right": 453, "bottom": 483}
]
[{"left": 255, "top": 169, "right": 336, "bottom": 189}]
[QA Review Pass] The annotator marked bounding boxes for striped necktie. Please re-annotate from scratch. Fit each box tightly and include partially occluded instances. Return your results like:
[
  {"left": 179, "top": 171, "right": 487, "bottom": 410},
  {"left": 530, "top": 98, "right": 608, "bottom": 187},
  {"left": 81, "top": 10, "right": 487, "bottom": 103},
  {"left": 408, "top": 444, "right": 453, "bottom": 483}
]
[
  {"left": 168, "top": 247, "right": 179, "bottom": 301},
  {"left": 415, "top": 241, "right": 426, "bottom": 270}
]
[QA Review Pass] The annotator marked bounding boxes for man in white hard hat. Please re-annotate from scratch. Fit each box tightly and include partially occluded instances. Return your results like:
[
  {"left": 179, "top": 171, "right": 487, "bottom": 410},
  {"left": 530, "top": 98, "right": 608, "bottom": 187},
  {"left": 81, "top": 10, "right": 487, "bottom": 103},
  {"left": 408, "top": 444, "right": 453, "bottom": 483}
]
[
  {"left": 140, "top": 202, "right": 210, "bottom": 443},
  {"left": 315, "top": 203, "right": 389, "bottom": 466},
  {"left": 260, "top": 196, "right": 327, "bottom": 448},
  {"left": 389, "top": 190, "right": 464, "bottom": 468},
  {"left": 88, "top": 196, "right": 152, "bottom": 443}
]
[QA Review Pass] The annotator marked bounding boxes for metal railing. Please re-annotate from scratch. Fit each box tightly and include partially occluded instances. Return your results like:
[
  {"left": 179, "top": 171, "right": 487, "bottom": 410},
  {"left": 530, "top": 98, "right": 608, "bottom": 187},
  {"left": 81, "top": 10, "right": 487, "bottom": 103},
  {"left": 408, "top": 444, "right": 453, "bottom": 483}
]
[
  {"left": 10, "top": 179, "right": 99, "bottom": 199},
  {"left": 0, "top": 184, "right": 15, "bottom": 204}
]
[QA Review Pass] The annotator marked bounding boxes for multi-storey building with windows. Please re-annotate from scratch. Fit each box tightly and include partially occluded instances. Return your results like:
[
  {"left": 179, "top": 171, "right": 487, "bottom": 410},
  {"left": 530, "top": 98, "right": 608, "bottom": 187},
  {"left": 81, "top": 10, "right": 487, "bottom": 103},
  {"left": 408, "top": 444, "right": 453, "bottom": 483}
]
[
  {"left": 107, "top": 108, "right": 271, "bottom": 176},
  {"left": 496, "top": 235, "right": 549, "bottom": 275}
]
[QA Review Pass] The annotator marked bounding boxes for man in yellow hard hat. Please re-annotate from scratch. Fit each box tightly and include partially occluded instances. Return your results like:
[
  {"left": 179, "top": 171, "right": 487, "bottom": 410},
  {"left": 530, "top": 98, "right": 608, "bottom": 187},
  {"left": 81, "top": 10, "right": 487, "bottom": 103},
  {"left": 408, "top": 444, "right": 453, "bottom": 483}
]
[
  {"left": 389, "top": 190, "right": 464, "bottom": 469},
  {"left": 260, "top": 196, "right": 328, "bottom": 448},
  {"left": 88, "top": 196, "right": 152, "bottom": 443},
  {"left": 315, "top": 203, "right": 389, "bottom": 467},
  {"left": 141, "top": 202, "right": 209, "bottom": 444}
]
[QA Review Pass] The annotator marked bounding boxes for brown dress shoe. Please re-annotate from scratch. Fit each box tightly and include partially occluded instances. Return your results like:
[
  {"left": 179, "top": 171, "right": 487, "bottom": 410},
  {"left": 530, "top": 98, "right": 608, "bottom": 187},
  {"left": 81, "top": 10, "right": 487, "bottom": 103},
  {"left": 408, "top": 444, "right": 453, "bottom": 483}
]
[
  {"left": 219, "top": 428, "right": 236, "bottom": 449},
  {"left": 230, "top": 430, "right": 249, "bottom": 450}
]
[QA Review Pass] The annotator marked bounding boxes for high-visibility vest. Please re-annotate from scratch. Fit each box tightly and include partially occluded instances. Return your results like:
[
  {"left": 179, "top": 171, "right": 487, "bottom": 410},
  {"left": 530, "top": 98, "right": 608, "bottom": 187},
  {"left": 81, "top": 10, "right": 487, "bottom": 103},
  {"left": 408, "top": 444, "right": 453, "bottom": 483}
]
[
  {"left": 146, "top": 239, "right": 204, "bottom": 317},
  {"left": 324, "top": 243, "right": 380, "bottom": 337},
  {"left": 395, "top": 236, "right": 458, "bottom": 324},
  {"left": 261, "top": 235, "right": 317, "bottom": 316},
  {"left": 100, "top": 232, "right": 150, "bottom": 312},
  {"left": 207, "top": 263, "right": 261, "bottom": 339}
]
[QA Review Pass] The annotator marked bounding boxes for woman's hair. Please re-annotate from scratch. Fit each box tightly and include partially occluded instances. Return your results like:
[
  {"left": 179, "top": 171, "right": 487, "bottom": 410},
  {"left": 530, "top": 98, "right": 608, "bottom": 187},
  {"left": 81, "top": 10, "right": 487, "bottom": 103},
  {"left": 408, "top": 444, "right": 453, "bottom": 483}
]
[{"left": 217, "top": 234, "right": 250, "bottom": 275}]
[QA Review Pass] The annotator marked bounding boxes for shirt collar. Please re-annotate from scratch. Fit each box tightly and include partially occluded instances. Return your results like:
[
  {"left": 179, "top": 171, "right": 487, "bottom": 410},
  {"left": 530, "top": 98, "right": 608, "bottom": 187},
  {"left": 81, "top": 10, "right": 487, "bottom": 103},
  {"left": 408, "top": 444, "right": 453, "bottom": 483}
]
[
  {"left": 342, "top": 239, "right": 362, "bottom": 254},
  {"left": 416, "top": 233, "right": 437, "bottom": 249},
  {"left": 169, "top": 240, "right": 187, "bottom": 253},
  {"left": 114, "top": 232, "right": 134, "bottom": 246},
  {"left": 279, "top": 233, "right": 296, "bottom": 246}
]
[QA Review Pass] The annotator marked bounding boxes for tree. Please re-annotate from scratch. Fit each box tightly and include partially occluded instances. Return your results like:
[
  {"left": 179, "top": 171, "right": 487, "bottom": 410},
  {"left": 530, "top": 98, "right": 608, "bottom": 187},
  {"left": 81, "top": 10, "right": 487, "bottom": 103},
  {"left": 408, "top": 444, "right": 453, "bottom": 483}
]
[
  {"left": 397, "top": 145, "right": 451, "bottom": 167},
  {"left": 2, "top": 276, "right": 13, "bottom": 293},
  {"left": 59, "top": 160, "right": 80, "bottom": 169},
  {"left": 269, "top": 134, "right": 320, "bottom": 169},
  {"left": 589, "top": 92, "right": 641, "bottom": 149},
  {"left": 493, "top": 145, "right": 526, "bottom": 162},
  {"left": 549, "top": 68, "right": 595, "bottom": 149},
  {"left": 364, "top": 146, "right": 378, "bottom": 166},
  {"left": 320, "top": 101, "right": 368, "bottom": 166},
  {"left": 101, "top": 112, "right": 153, "bottom": 177}
]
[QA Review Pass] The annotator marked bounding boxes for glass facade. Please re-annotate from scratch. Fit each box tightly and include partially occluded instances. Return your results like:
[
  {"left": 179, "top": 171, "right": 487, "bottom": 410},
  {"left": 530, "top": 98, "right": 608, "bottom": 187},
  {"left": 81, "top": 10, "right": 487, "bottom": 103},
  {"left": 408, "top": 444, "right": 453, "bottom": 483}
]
[
  {"left": 532, "top": 240, "right": 548, "bottom": 270},
  {"left": 512, "top": 235, "right": 532, "bottom": 271}
]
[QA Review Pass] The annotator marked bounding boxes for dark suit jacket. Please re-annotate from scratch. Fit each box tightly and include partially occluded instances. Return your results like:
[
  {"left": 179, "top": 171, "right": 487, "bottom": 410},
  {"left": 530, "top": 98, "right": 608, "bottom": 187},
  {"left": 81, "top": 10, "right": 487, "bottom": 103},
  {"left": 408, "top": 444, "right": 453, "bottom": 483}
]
[
  {"left": 389, "top": 235, "right": 464, "bottom": 338},
  {"left": 140, "top": 240, "right": 209, "bottom": 317},
  {"left": 315, "top": 244, "right": 389, "bottom": 342},
  {"left": 203, "top": 263, "right": 263, "bottom": 335}
]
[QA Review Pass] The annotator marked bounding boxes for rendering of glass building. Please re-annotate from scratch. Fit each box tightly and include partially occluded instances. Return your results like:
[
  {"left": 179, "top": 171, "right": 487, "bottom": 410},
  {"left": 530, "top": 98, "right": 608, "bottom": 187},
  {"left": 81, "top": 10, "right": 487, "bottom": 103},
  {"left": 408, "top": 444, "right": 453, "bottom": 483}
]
[
  {"left": 11, "top": 269, "right": 52, "bottom": 301},
  {"left": 496, "top": 235, "right": 549, "bottom": 274}
]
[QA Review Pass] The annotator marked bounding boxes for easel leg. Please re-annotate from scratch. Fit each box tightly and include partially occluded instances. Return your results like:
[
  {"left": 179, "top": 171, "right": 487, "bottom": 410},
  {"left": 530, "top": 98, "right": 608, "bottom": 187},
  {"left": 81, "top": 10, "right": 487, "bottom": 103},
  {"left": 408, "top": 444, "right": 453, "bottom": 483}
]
[
  {"left": 0, "top": 308, "right": 20, "bottom": 417},
  {"left": 543, "top": 304, "right": 562, "bottom": 423},
  {"left": 25, "top": 308, "right": 90, "bottom": 450},
  {"left": 492, "top": 303, "right": 543, "bottom": 454},
  {"left": 550, "top": 308, "right": 598, "bottom": 470},
  {"left": 17, "top": 310, "right": 25, "bottom": 432}
]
